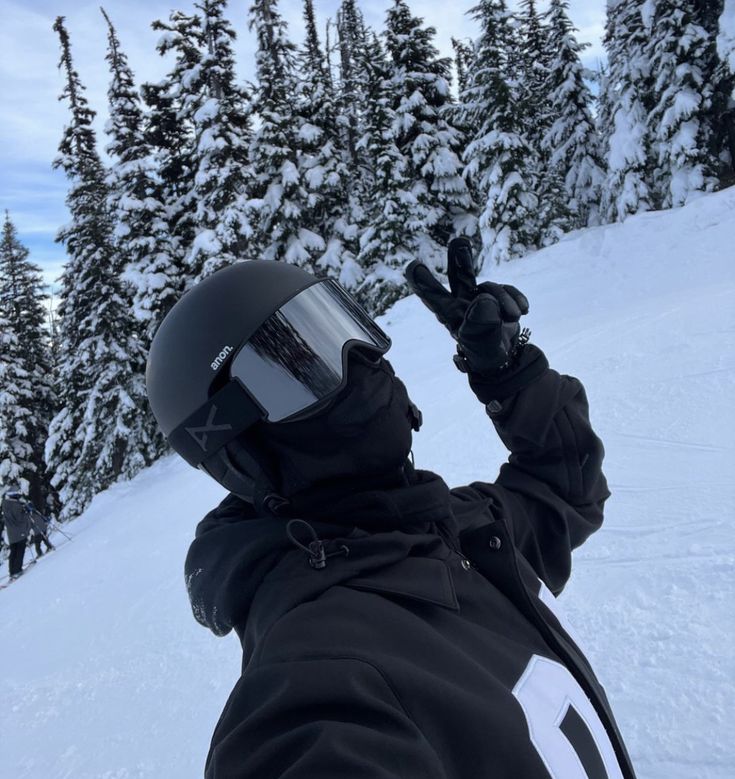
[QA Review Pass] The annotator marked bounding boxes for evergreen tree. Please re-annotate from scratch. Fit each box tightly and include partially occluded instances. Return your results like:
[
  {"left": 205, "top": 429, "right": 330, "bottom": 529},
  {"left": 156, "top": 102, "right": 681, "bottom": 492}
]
[
  {"left": 702, "top": 0, "right": 734, "bottom": 185},
  {"left": 646, "top": 0, "right": 720, "bottom": 207},
  {"left": 460, "top": 0, "right": 539, "bottom": 267},
  {"left": 384, "top": 0, "right": 473, "bottom": 253},
  {"left": 101, "top": 8, "right": 179, "bottom": 342},
  {"left": 334, "top": 0, "right": 377, "bottom": 261},
  {"left": 148, "top": 11, "right": 204, "bottom": 288},
  {"left": 452, "top": 38, "right": 474, "bottom": 96},
  {"left": 0, "top": 213, "right": 55, "bottom": 510},
  {"left": 601, "top": 0, "right": 653, "bottom": 222},
  {"left": 451, "top": 37, "right": 481, "bottom": 226},
  {"left": 719, "top": 0, "right": 735, "bottom": 72},
  {"left": 49, "top": 17, "right": 161, "bottom": 521},
  {"left": 513, "top": 0, "right": 570, "bottom": 242},
  {"left": 247, "top": 0, "right": 313, "bottom": 267},
  {"left": 515, "top": 0, "right": 551, "bottom": 138},
  {"left": 0, "top": 317, "right": 30, "bottom": 496},
  {"left": 335, "top": 0, "right": 371, "bottom": 172},
  {"left": 188, "top": 0, "right": 253, "bottom": 282},
  {"left": 47, "top": 293, "right": 62, "bottom": 376},
  {"left": 297, "top": 0, "right": 360, "bottom": 287},
  {"left": 594, "top": 58, "right": 614, "bottom": 161},
  {"left": 355, "top": 34, "right": 415, "bottom": 314},
  {"left": 541, "top": 0, "right": 605, "bottom": 227}
]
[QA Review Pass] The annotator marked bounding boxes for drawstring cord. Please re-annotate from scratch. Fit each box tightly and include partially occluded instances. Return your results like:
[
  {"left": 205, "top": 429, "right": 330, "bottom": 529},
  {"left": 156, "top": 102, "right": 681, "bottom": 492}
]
[{"left": 285, "top": 519, "right": 350, "bottom": 570}]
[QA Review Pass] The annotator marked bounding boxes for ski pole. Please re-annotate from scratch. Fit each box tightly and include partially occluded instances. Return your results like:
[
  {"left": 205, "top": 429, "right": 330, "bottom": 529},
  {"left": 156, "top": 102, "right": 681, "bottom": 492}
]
[{"left": 48, "top": 521, "right": 72, "bottom": 541}]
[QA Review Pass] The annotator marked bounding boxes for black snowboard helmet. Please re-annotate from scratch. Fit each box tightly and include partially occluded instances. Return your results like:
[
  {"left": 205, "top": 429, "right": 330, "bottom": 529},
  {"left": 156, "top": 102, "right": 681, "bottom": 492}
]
[{"left": 146, "top": 261, "right": 420, "bottom": 512}]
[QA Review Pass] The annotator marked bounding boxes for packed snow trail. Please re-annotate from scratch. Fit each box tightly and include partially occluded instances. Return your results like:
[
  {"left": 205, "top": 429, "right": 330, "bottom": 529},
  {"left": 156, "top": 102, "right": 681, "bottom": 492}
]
[{"left": 1, "top": 188, "right": 733, "bottom": 778}]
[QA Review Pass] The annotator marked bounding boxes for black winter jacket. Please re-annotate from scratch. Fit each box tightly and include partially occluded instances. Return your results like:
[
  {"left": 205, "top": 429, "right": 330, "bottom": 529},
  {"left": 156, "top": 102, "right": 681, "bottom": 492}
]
[
  {"left": 1, "top": 496, "right": 30, "bottom": 545},
  {"left": 185, "top": 367, "right": 637, "bottom": 779}
]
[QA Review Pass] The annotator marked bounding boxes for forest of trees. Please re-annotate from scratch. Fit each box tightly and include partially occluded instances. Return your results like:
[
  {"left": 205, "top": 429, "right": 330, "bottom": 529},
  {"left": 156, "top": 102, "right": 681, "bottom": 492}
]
[{"left": 1, "top": 0, "right": 733, "bottom": 522}]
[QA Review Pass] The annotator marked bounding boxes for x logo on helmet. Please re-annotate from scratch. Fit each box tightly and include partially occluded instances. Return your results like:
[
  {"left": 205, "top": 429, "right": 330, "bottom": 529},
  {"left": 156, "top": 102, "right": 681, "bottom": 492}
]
[{"left": 186, "top": 405, "right": 233, "bottom": 453}]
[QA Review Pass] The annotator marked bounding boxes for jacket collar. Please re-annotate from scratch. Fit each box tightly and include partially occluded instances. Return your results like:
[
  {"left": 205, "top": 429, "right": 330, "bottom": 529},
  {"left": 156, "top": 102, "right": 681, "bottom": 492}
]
[
  {"left": 281, "top": 465, "right": 459, "bottom": 533},
  {"left": 242, "top": 523, "right": 460, "bottom": 661},
  {"left": 186, "top": 469, "right": 462, "bottom": 659}
]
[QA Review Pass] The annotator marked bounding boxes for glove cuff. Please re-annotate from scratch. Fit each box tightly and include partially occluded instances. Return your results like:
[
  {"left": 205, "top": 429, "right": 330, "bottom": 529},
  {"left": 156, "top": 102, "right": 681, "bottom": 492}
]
[{"left": 467, "top": 343, "right": 549, "bottom": 403}]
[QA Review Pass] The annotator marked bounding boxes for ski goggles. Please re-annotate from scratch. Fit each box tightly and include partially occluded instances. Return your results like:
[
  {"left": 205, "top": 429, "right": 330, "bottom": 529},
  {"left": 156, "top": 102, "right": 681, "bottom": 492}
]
[{"left": 170, "top": 279, "right": 391, "bottom": 467}]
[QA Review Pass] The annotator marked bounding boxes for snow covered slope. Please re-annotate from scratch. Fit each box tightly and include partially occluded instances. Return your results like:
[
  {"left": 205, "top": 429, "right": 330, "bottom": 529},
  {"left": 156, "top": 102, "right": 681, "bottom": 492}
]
[{"left": 2, "top": 188, "right": 734, "bottom": 778}]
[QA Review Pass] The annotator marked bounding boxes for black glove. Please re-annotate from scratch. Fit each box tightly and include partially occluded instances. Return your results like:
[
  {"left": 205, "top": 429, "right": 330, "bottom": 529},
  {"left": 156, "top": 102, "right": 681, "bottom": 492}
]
[{"left": 405, "top": 237, "right": 548, "bottom": 402}]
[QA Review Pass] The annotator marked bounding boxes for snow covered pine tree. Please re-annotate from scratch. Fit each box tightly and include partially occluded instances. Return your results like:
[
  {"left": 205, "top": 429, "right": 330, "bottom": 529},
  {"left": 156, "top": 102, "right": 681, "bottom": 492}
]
[
  {"left": 719, "top": 0, "right": 735, "bottom": 72},
  {"left": 645, "top": 0, "right": 723, "bottom": 207},
  {"left": 384, "top": 0, "right": 474, "bottom": 254},
  {"left": 708, "top": 1, "right": 735, "bottom": 185},
  {"left": 513, "top": 0, "right": 570, "bottom": 242},
  {"left": 601, "top": 0, "right": 654, "bottom": 222},
  {"left": 48, "top": 18, "right": 160, "bottom": 521},
  {"left": 460, "top": 0, "right": 540, "bottom": 267},
  {"left": 0, "top": 313, "right": 30, "bottom": 498},
  {"left": 0, "top": 212, "right": 56, "bottom": 511},
  {"left": 101, "top": 8, "right": 180, "bottom": 343},
  {"left": 296, "top": 0, "right": 360, "bottom": 289},
  {"left": 247, "top": 0, "right": 314, "bottom": 269},
  {"left": 541, "top": 0, "right": 605, "bottom": 228},
  {"left": 354, "top": 32, "right": 417, "bottom": 314},
  {"left": 187, "top": 0, "right": 253, "bottom": 284},
  {"left": 334, "top": 0, "right": 379, "bottom": 285},
  {"left": 148, "top": 10, "right": 204, "bottom": 294}
]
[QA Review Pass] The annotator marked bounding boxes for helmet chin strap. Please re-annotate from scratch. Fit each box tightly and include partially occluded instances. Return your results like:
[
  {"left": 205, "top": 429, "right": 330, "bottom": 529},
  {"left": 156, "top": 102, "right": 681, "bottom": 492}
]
[{"left": 201, "top": 437, "right": 289, "bottom": 517}]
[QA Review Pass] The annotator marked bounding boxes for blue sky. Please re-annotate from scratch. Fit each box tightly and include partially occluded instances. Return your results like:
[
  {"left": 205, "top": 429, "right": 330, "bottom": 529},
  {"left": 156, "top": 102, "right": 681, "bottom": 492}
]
[{"left": 0, "top": 0, "right": 606, "bottom": 294}]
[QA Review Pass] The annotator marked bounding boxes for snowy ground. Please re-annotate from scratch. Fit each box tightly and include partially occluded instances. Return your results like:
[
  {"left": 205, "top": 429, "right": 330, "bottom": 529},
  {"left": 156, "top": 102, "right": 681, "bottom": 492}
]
[{"left": 1, "top": 188, "right": 733, "bottom": 778}]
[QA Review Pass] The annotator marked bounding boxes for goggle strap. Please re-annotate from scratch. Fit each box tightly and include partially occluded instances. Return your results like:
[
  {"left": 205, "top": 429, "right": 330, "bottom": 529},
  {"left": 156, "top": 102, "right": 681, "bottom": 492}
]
[{"left": 168, "top": 380, "right": 264, "bottom": 467}]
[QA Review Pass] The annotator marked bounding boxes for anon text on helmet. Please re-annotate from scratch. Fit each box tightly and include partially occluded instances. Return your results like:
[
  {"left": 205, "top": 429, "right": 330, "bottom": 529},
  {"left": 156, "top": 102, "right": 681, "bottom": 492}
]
[{"left": 211, "top": 345, "right": 234, "bottom": 371}]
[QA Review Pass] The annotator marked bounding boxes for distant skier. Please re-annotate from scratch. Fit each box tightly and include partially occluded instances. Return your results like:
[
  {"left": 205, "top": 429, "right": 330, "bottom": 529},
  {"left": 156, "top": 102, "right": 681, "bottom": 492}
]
[
  {"left": 146, "top": 242, "right": 637, "bottom": 778},
  {"left": 1, "top": 489, "right": 31, "bottom": 580},
  {"left": 27, "top": 502, "right": 54, "bottom": 557}
]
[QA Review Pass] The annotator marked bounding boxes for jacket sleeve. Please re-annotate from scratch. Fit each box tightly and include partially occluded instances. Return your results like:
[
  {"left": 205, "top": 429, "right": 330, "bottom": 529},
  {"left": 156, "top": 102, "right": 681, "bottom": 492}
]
[
  {"left": 205, "top": 657, "right": 447, "bottom": 779},
  {"left": 451, "top": 365, "right": 611, "bottom": 595}
]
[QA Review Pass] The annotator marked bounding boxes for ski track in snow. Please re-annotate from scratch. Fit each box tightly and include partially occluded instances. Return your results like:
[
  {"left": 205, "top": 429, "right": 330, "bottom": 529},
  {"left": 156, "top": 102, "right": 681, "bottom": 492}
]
[{"left": 1, "top": 188, "right": 734, "bottom": 777}]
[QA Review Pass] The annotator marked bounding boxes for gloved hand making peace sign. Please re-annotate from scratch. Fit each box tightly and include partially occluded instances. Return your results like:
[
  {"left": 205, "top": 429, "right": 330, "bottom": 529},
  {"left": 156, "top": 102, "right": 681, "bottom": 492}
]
[{"left": 405, "top": 237, "right": 549, "bottom": 406}]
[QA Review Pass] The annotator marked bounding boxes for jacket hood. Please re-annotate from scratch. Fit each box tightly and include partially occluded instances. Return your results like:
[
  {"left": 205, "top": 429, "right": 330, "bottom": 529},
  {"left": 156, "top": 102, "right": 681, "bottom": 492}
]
[{"left": 185, "top": 466, "right": 461, "bottom": 643}]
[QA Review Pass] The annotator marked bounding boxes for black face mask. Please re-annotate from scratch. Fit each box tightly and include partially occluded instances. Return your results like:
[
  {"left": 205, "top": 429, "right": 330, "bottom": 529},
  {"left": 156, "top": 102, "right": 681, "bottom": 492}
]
[{"left": 250, "top": 350, "right": 417, "bottom": 499}]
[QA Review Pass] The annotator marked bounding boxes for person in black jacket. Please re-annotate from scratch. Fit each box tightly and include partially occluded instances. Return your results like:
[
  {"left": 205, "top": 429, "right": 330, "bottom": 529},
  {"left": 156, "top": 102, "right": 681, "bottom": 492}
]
[
  {"left": 1, "top": 489, "right": 31, "bottom": 579},
  {"left": 147, "top": 241, "right": 637, "bottom": 779},
  {"left": 27, "top": 502, "right": 54, "bottom": 557}
]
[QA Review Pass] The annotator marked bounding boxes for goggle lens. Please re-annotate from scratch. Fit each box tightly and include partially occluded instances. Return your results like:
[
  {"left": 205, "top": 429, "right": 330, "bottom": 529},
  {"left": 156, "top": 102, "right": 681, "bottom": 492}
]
[{"left": 229, "top": 279, "right": 390, "bottom": 422}]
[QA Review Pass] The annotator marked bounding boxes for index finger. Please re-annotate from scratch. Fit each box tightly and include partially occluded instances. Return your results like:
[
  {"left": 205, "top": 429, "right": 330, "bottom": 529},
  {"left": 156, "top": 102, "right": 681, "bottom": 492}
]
[
  {"left": 447, "top": 237, "right": 477, "bottom": 302},
  {"left": 405, "top": 260, "right": 462, "bottom": 331}
]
